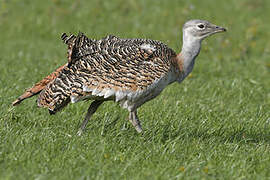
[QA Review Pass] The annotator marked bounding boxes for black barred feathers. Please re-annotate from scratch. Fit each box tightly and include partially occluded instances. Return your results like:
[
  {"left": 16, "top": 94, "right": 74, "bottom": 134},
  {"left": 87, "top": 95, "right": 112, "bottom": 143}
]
[{"left": 37, "top": 33, "right": 177, "bottom": 113}]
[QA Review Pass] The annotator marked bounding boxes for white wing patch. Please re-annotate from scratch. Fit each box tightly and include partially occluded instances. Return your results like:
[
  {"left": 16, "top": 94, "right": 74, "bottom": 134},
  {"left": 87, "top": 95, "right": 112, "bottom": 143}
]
[
  {"left": 82, "top": 85, "right": 117, "bottom": 99},
  {"left": 82, "top": 85, "right": 92, "bottom": 92},
  {"left": 71, "top": 95, "right": 80, "bottom": 103},
  {"left": 140, "top": 44, "right": 156, "bottom": 51},
  {"left": 115, "top": 91, "right": 126, "bottom": 102},
  {"left": 104, "top": 90, "right": 115, "bottom": 99},
  {"left": 91, "top": 88, "right": 101, "bottom": 96},
  {"left": 143, "top": 61, "right": 157, "bottom": 66}
]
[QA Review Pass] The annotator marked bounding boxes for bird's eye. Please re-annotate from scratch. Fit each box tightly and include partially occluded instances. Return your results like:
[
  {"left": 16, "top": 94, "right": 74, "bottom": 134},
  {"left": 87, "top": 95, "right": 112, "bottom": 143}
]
[{"left": 197, "top": 24, "right": 205, "bottom": 29}]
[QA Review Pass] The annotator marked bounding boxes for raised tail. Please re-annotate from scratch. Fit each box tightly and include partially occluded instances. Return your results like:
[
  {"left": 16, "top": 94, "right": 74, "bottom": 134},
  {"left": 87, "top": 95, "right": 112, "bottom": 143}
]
[
  {"left": 12, "top": 63, "right": 67, "bottom": 106},
  {"left": 36, "top": 33, "right": 91, "bottom": 114},
  {"left": 36, "top": 66, "right": 75, "bottom": 114},
  {"left": 61, "top": 32, "right": 93, "bottom": 67},
  {"left": 12, "top": 33, "right": 78, "bottom": 107},
  {"left": 13, "top": 32, "right": 93, "bottom": 114}
]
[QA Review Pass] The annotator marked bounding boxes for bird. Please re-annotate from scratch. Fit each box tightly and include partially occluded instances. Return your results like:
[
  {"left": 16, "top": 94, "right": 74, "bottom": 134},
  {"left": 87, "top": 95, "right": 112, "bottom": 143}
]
[{"left": 12, "top": 19, "right": 226, "bottom": 135}]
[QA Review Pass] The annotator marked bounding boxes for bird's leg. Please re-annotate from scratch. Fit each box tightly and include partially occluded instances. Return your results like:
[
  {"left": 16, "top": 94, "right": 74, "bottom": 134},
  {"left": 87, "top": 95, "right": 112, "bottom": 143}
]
[
  {"left": 77, "top": 100, "right": 103, "bottom": 136},
  {"left": 128, "top": 110, "right": 143, "bottom": 133}
]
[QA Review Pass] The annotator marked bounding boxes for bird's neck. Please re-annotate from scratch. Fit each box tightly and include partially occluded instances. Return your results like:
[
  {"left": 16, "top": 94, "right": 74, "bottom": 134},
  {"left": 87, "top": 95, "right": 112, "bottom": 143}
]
[{"left": 175, "top": 33, "right": 202, "bottom": 79}]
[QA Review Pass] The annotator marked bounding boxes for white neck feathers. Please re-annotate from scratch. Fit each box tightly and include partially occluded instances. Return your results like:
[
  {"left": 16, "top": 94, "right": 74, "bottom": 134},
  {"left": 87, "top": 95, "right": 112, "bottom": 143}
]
[{"left": 175, "top": 31, "right": 202, "bottom": 81}]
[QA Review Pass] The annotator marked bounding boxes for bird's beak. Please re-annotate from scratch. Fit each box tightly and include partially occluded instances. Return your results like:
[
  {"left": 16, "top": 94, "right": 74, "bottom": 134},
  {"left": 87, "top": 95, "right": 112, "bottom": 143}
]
[
  {"left": 202, "top": 24, "right": 226, "bottom": 38},
  {"left": 213, "top": 25, "right": 227, "bottom": 33}
]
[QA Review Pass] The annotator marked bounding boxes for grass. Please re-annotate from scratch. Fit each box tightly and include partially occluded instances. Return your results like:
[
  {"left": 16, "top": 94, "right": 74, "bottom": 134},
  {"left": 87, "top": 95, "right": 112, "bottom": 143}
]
[{"left": 0, "top": 0, "right": 270, "bottom": 179}]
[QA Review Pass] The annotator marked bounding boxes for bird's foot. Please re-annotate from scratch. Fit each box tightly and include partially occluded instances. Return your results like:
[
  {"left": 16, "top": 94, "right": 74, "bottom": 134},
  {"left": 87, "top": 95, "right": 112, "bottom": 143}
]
[
  {"left": 134, "top": 125, "right": 143, "bottom": 133},
  {"left": 129, "top": 119, "right": 143, "bottom": 133},
  {"left": 77, "top": 129, "right": 84, "bottom": 136}
]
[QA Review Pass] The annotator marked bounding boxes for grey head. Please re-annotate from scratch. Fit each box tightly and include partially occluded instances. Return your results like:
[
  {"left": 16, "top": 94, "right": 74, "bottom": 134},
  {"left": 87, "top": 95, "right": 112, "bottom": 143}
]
[
  {"left": 183, "top": 19, "right": 226, "bottom": 41},
  {"left": 178, "top": 20, "right": 226, "bottom": 79}
]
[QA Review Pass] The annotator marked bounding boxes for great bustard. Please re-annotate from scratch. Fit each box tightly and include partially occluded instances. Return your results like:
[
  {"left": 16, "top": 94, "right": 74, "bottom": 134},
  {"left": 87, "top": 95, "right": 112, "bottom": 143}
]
[{"left": 12, "top": 19, "right": 226, "bottom": 135}]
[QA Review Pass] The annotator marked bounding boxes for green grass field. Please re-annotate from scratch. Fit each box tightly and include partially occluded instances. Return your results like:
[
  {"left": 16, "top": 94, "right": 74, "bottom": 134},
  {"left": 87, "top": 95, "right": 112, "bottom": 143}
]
[{"left": 0, "top": 0, "right": 270, "bottom": 179}]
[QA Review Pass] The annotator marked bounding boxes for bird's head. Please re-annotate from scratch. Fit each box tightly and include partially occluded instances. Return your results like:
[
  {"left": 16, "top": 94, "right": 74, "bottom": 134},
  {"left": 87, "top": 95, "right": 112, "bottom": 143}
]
[{"left": 183, "top": 19, "right": 226, "bottom": 41}]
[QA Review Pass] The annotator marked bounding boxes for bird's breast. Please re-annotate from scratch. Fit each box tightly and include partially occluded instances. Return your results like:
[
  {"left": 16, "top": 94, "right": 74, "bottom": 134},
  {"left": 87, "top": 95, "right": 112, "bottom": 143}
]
[{"left": 117, "top": 70, "right": 176, "bottom": 111}]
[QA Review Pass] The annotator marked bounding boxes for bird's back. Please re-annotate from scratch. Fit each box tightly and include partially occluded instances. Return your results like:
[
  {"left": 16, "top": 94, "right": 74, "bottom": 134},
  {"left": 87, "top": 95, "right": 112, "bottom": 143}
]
[{"left": 38, "top": 33, "right": 178, "bottom": 113}]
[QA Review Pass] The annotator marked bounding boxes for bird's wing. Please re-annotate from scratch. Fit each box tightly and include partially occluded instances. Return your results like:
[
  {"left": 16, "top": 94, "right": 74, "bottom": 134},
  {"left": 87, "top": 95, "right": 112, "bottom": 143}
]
[
  {"left": 36, "top": 33, "right": 177, "bottom": 112},
  {"left": 63, "top": 33, "right": 177, "bottom": 101}
]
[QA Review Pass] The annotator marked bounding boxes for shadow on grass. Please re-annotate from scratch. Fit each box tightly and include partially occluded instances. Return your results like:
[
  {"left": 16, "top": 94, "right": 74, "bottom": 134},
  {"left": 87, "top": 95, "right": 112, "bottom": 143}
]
[
  {"left": 143, "top": 123, "right": 270, "bottom": 145},
  {"left": 4, "top": 107, "right": 270, "bottom": 146},
  {"left": 192, "top": 128, "right": 270, "bottom": 145}
]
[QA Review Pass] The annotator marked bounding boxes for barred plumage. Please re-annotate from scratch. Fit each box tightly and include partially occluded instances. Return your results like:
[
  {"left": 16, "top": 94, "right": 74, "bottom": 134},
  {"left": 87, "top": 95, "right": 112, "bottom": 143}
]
[
  {"left": 13, "top": 19, "right": 226, "bottom": 134},
  {"left": 38, "top": 33, "right": 178, "bottom": 114},
  {"left": 12, "top": 64, "right": 67, "bottom": 106}
]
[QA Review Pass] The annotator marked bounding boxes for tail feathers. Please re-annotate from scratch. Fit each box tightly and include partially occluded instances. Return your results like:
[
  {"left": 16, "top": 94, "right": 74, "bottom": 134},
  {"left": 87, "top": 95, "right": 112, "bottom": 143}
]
[
  {"left": 12, "top": 64, "right": 67, "bottom": 106},
  {"left": 37, "top": 84, "right": 71, "bottom": 115},
  {"left": 61, "top": 32, "right": 93, "bottom": 47},
  {"left": 37, "top": 67, "right": 74, "bottom": 114},
  {"left": 61, "top": 33, "right": 76, "bottom": 45},
  {"left": 61, "top": 32, "right": 95, "bottom": 67},
  {"left": 61, "top": 33, "right": 76, "bottom": 66},
  {"left": 13, "top": 32, "right": 93, "bottom": 111},
  {"left": 36, "top": 32, "right": 96, "bottom": 113}
]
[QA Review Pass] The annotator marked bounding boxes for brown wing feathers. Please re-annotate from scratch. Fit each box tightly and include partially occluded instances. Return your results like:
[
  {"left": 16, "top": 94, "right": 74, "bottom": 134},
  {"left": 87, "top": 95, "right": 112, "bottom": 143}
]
[{"left": 12, "top": 64, "right": 67, "bottom": 106}]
